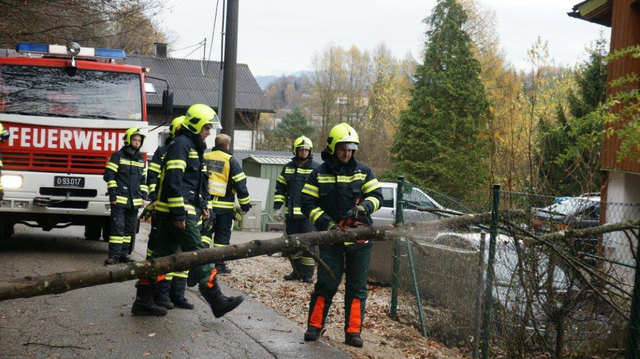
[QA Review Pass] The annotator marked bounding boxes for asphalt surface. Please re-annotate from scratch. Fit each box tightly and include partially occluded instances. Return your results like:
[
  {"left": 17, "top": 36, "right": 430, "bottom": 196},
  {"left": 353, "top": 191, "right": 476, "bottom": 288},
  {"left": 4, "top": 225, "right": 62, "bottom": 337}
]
[{"left": 0, "top": 223, "right": 350, "bottom": 359}]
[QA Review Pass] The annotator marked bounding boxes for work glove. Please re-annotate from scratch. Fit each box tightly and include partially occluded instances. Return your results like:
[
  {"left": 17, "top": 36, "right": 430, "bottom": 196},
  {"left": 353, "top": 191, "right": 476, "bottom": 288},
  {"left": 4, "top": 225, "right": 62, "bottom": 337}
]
[
  {"left": 273, "top": 212, "right": 283, "bottom": 222},
  {"left": 326, "top": 221, "right": 338, "bottom": 231},
  {"left": 240, "top": 203, "right": 252, "bottom": 214},
  {"left": 346, "top": 204, "right": 367, "bottom": 219},
  {"left": 203, "top": 213, "right": 216, "bottom": 232}
]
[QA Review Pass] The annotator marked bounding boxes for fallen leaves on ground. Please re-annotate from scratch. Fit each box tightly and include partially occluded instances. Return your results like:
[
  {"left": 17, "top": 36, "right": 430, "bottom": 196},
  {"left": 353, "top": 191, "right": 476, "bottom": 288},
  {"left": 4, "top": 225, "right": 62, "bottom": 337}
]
[{"left": 224, "top": 254, "right": 469, "bottom": 359}]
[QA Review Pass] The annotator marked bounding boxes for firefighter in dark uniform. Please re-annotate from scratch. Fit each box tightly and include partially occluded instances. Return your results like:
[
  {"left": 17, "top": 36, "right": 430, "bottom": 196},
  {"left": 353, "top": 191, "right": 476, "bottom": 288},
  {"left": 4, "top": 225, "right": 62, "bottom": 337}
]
[
  {"left": 301, "top": 123, "right": 383, "bottom": 348},
  {"left": 0, "top": 122, "right": 9, "bottom": 201},
  {"left": 201, "top": 133, "right": 251, "bottom": 274},
  {"left": 273, "top": 136, "right": 318, "bottom": 283},
  {"left": 145, "top": 116, "right": 193, "bottom": 310},
  {"left": 131, "top": 104, "right": 243, "bottom": 317},
  {"left": 103, "top": 127, "right": 148, "bottom": 265}
]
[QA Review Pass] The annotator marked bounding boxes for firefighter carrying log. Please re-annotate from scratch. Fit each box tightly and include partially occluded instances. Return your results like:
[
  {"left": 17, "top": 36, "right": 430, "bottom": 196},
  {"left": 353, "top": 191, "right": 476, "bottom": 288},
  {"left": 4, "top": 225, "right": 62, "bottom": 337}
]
[
  {"left": 301, "top": 123, "right": 383, "bottom": 348},
  {"left": 131, "top": 104, "right": 243, "bottom": 317},
  {"left": 144, "top": 116, "right": 193, "bottom": 310}
]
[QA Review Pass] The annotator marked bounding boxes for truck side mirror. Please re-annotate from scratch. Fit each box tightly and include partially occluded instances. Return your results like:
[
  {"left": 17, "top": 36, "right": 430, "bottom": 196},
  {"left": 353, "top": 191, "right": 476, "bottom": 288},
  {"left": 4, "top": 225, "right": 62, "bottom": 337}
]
[{"left": 162, "top": 89, "right": 173, "bottom": 115}]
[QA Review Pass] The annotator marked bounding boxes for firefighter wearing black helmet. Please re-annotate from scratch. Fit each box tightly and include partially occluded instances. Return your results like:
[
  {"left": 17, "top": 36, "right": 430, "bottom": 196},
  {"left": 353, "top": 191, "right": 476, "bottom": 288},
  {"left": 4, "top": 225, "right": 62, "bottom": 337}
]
[
  {"left": 103, "top": 127, "right": 148, "bottom": 265},
  {"left": 273, "top": 135, "right": 318, "bottom": 283},
  {"left": 131, "top": 104, "right": 243, "bottom": 318},
  {"left": 301, "top": 123, "right": 383, "bottom": 348}
]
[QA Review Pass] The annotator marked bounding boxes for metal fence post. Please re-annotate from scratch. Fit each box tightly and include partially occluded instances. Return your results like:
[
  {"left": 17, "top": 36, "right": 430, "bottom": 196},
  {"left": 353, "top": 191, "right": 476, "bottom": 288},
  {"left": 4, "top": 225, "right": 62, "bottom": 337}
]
[
  {"left": 473, "top": 232, "right": 487, "bottom": 359},
  {"left": 481, "top": 184, "right": 500, "bottom": 359},
  {"left": 626, "top": 229, "right": 640, "bottom": 359},
  {"left": 407, "top": 240, "right": 427, "bottom": 337},
  {"left": 390, "top": 176, "right": 405, "bottom": 318}
]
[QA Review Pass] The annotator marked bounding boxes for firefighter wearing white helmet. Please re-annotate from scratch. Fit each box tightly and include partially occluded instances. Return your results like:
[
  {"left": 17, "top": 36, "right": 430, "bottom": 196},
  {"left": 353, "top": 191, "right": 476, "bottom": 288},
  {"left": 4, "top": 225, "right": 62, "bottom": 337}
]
[
  {"left": 301, "top": 122, "right": 383, "bottom": 348},
  {"left": 103, "top": 127, "right": 148, "bottom": 265},
  {"left": 273, "top": 135, "right": 318, "bottom": 282},
  {"left": 131, "top": 104, "right": 243, "bottom": 318}
]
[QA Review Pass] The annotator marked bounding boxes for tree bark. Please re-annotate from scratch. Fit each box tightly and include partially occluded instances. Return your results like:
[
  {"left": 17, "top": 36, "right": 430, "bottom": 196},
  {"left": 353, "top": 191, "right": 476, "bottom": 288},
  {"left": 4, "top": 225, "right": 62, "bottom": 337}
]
[
  {"left": 2, "top": 215, "right": 638, "bottom": 301},
  {"left": 0, "top": 227, "right": 385, "bottom": 301}
]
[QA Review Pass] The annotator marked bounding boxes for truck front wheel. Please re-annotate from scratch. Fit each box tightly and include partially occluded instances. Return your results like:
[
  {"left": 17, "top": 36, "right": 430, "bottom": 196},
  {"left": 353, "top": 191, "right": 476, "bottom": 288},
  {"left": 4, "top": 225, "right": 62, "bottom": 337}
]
[
  {"left": 0, "top": 219, "right": 15, "bottom": 241},
  {"left": 84, "top": 223, "right": 102, "bottom": 241}
]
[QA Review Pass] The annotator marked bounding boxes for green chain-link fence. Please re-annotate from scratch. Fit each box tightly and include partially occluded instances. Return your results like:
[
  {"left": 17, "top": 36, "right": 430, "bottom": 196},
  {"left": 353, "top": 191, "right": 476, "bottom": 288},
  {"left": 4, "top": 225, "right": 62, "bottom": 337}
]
[{"left": 376, "top": 179, "right": 640, "bottom": 358}]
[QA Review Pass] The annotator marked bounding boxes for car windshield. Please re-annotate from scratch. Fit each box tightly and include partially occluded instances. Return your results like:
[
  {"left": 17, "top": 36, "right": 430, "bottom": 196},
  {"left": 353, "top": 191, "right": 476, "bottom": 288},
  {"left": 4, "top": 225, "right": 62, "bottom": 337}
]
[
  {"left": 0, "top": 64, "right": 142, "bottom": 120},
  {"left": 544, "top": 197, "right": 599, "bottom": 216},
  {"left": 405, "top": 188, "right": 438, "bottom": 208}
]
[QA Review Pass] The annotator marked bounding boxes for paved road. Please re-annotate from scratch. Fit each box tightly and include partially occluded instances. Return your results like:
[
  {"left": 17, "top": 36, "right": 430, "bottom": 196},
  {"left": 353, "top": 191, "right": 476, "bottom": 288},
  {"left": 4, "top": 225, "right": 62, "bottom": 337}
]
[{"left": 0, "top": 223, "right": 349, "bottom": 359}]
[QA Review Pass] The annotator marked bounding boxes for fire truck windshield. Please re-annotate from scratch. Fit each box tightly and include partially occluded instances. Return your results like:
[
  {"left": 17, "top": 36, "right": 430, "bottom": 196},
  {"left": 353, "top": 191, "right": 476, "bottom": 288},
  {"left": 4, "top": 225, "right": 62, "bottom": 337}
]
[{"left": 0, "top": 65, "right": 142, "bottom": 121}]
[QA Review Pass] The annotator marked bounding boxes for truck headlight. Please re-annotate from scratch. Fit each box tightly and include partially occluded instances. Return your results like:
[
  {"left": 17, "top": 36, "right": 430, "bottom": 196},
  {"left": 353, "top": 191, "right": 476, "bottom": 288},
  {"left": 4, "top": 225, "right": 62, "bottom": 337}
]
[{"left": 1, "top": 175, "right": 23, "bottom": 189}]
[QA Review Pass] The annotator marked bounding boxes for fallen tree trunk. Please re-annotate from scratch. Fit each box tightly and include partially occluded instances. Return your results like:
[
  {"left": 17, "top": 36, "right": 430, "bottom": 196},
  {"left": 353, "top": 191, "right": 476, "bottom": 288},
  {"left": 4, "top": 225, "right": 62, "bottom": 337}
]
[{"left": 0, "top": 227, "right": 385, "bottom": 301}]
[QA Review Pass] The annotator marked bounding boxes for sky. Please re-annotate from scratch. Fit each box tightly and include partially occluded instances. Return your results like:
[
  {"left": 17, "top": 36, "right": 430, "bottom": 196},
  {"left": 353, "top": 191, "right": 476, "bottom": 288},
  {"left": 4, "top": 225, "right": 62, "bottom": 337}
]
[{"left": 161, "top": 0, "right": 610, "bottom": 77}]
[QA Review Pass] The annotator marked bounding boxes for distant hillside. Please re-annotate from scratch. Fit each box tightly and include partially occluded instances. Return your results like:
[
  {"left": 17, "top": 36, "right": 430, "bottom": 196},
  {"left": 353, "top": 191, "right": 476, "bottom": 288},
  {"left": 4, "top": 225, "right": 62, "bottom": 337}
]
[
  {"left": 256, "top": 70, "right": 312, "bottom": 90},
  {"left": 255, "top": 75, "right": 278, "bottom": 90}
]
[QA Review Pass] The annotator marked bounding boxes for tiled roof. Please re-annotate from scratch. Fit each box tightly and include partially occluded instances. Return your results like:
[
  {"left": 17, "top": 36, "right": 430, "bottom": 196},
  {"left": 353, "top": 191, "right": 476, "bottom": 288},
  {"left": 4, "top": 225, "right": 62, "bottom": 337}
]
[{"left": 124, "top": 56, "right": 273, "bottom": 112}]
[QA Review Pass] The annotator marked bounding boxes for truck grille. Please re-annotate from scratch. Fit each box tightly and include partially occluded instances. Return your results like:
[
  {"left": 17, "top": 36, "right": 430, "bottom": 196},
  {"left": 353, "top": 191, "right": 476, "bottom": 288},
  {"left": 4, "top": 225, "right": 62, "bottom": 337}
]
[
  {"left": 40, "top": 188, "right": 98, "bottom": 197},
  {"left": 47, "top": 201, "right": 89, "bottom": 209},
  {"left": 2, "top": 151, "right": 108, "bottom": 174}
]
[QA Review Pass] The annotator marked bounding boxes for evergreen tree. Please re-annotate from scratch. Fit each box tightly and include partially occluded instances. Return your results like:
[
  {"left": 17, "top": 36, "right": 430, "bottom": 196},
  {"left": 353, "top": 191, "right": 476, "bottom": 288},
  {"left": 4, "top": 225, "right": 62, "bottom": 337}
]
[
  {"left": 270, "top": 107, "right": 315, "bottom": 151},
  {"left": 392, "top": 0, "right": 490, "bottom": 203},
  {"left": 538, "top": 39, "right": 607, "bottom": 195}
]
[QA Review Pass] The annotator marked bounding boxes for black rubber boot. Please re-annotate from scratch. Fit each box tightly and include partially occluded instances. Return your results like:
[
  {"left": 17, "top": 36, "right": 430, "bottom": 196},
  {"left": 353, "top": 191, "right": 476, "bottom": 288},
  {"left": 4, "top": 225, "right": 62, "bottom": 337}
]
[
  {"left": 199, "top": 283, "right": 243, "bottom": 318},
  {"left": 345, "top": 333, "right": 363, "bottom": 348},
  {"left": 304, "top": 326, "right": 323, "bottom": 341},
  {"left": 170, "top": 277, "right": 194, "bottom": 309},
  {"left": 154, "top": 280, "right": 174, "bottom": 309},
  {"left": 119, "top": 243, "right": 135, "bottom": 262},
  {"left": 104, "top": 242, "right": 121, "bottom": 265},
  {"left": 131, "top": 281, "right": 168, "bottom": 316},
  {"left": 283, "top": 271, "right": 301, "bottom": 281},
  {"left": 283, "top": 258, "right": 302, "bottom": 281},
  {"left": 215, "top": 262, "right": 231, "bottom": 274},
  {"left": 300, "top": 264, "right": 314, "bottom": 283}
]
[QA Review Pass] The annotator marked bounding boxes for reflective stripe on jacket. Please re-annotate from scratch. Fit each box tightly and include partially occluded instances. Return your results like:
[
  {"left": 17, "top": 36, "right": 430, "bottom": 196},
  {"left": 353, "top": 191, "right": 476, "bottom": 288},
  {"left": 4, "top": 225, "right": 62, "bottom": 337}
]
[
  {"left": 155, "top": 133, "right": 206, "bottom": 221},
  {"left": 301, "top": 154, "right": 382, "bottom": 247},
  {"left": 147, "top": 143, "right": 169, "bottom": 202},
  {"left": 103, "top": 146, "right": 147, "bottom": 207},
  {"left": 204, "top": 146, "right": 250, "bottom": 210},
  {"left": 274, "top": 158, "right": 318, "bottom": 220}
]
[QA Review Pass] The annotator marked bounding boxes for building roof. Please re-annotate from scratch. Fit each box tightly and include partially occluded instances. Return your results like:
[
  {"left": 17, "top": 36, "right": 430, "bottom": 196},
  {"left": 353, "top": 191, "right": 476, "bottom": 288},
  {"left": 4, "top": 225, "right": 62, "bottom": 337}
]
[
  {"left": 568, "top": 0, "right": 612, "bottom": 27},
  {"left": 244, "top": 155, "right": 291, "bottom": 165},
  {"left": 124, "top": 55, "right": 274, "bottom": 113},
  {"left": 235, "top": 150, "right": 322, "bottom": 166}
]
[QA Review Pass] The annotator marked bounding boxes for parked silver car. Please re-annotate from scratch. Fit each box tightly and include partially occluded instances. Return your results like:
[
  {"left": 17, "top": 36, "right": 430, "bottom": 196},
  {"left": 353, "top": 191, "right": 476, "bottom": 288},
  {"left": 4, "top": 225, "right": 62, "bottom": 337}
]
[{"left": 371, "top": 182, "right": 459, "bottom": 226}]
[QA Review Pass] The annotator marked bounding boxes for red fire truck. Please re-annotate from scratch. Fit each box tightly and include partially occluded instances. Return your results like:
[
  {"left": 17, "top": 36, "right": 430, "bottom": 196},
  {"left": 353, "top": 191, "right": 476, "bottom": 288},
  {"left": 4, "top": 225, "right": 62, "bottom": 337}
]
[{"left": 0, "top": 42, "right": 170, "bottom": 243}]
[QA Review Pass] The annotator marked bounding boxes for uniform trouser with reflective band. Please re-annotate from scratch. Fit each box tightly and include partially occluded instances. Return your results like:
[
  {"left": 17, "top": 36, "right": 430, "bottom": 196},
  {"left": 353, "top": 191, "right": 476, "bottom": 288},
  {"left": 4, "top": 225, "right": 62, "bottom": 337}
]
[
  {"left": 307, "top": 244, "right": 371, "bottom": 334},
  {"left": 152, "top": 216, "right": 216, "bottom": 288},
  {"left": 109, "top": 203, "right": 138, "bottom": 257},
  {"left": 286, "top": 218, "right": 317, "bottom": 269},
  {"left": 211, "top": 208, "right": 233, "bottom": 247},
  {"left": 146, "top": 214, "right": 187, "bottom": 281}
]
